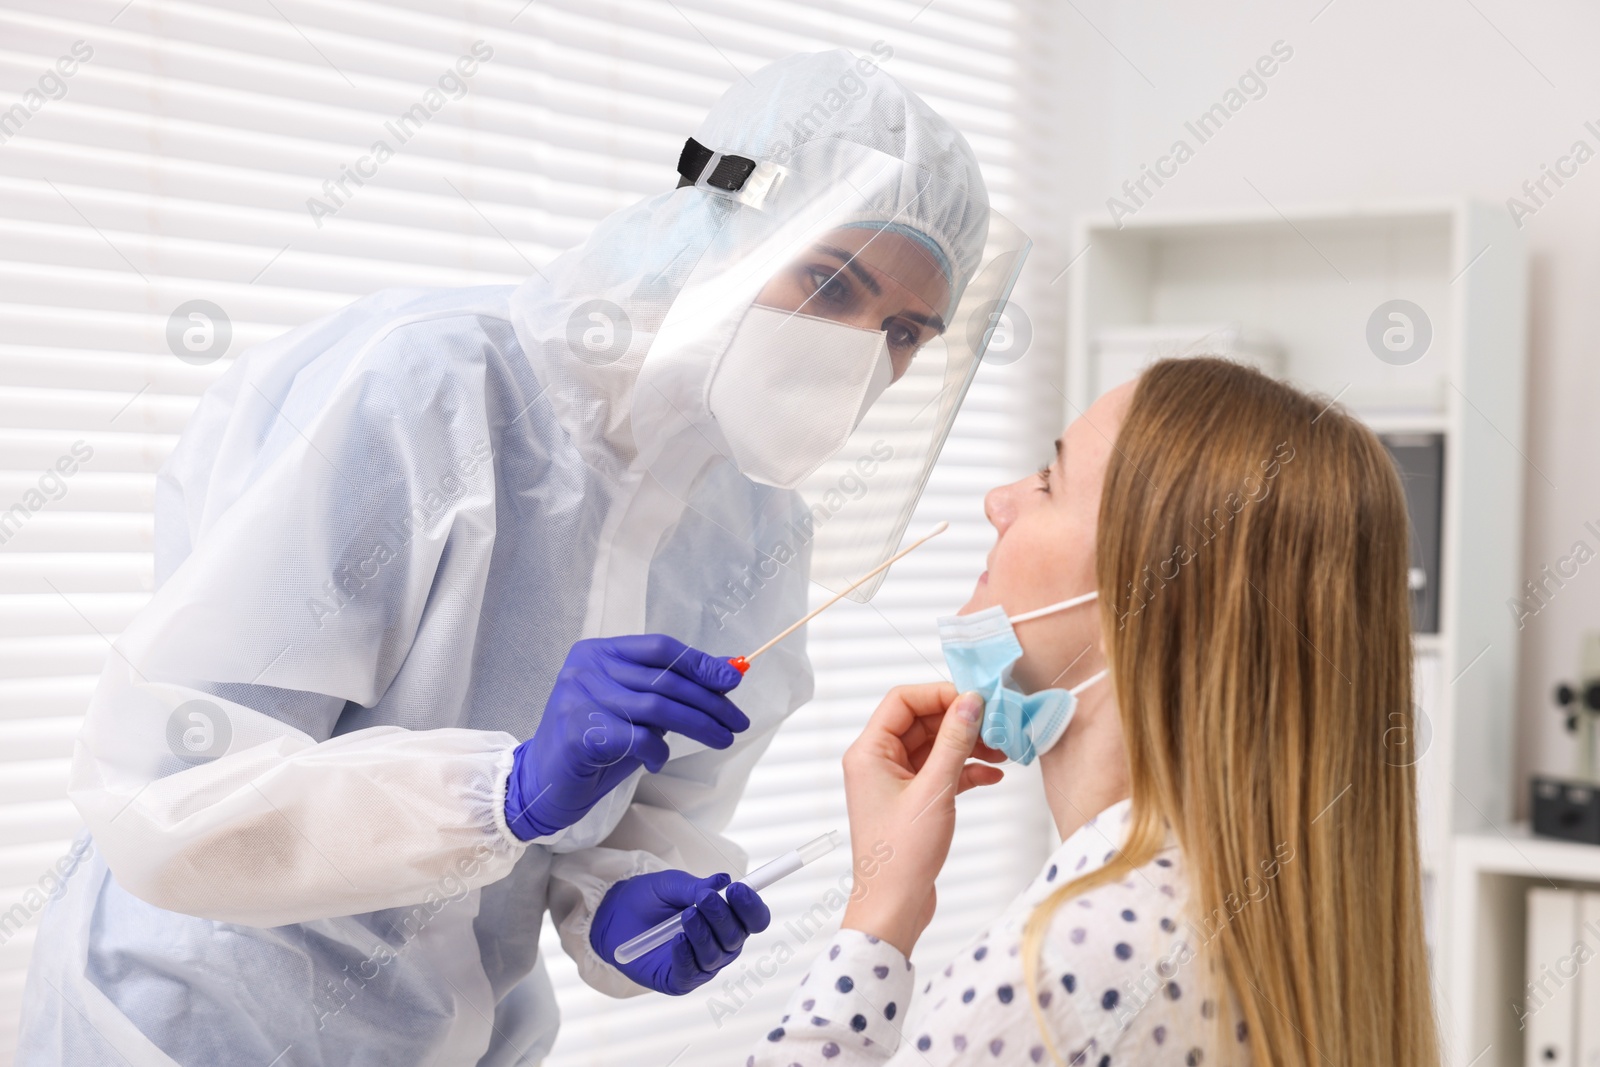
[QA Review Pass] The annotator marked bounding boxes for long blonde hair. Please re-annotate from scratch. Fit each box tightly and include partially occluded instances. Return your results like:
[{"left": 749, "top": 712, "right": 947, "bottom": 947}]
[{"left": 1023, "top": 358, "right": 1438, "bottom": 1065}]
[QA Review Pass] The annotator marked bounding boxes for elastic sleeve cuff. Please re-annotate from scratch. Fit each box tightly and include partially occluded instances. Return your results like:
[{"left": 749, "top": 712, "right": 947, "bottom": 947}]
[
  {"left": 548, "top": 847, "right": 670, "bottom": 998},
  {"left": 490, "top": 740, "right": 543, "bottom": 848},
  {"left": 778, "top": 929, "right": 915, "bottom": 1053}
]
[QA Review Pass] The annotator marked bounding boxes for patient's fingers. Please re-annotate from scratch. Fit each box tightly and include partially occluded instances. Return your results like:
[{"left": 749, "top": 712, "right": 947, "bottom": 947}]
[
  {"left": 904, "top": 711, "right": 1008, "bottom": 773},
  {"left": 970, "top": 738, "right": 1008, "bottom": 763},
  {"left": 865, "top": 682, "right": 960, "bottom": 740},
  {"left": 956, "top": 762, "right": 1005, "bottom": 794},
  {"left": 912, "top": 692, "right": 986, "bottom": 792},
  {"left": 852, "top": 683, "right": 961, "bottom": 772}
]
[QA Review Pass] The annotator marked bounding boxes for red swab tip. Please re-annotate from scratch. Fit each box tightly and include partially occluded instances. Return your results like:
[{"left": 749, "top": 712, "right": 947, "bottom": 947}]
[{"left": 728, "top": 656, "right": 750, "bottom": 674}]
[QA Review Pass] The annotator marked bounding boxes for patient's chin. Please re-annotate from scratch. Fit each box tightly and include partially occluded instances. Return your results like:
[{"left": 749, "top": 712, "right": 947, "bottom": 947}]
[{"left": 958, "top": 578, "right": 994, "bottom": 615}]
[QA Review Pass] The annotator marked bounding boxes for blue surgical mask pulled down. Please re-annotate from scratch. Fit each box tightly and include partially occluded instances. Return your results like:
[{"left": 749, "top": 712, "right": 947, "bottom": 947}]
[{"left": 937, "top": 591, "right": 1107, "bottom": 765}]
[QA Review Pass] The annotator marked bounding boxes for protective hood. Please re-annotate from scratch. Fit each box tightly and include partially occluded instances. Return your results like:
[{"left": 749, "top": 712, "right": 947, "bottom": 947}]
[{"left": 508, "top": 49, "right": 1027, "bottom": 603}]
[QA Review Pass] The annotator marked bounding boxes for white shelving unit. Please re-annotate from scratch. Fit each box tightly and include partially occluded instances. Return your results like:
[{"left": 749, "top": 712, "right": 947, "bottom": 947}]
[
  {"left": 1065, "top": 200, "right": 1533, "bottom": 1063},
  {"left": 1452, "top": 826, "right": 1600, "bottom": 1067}
]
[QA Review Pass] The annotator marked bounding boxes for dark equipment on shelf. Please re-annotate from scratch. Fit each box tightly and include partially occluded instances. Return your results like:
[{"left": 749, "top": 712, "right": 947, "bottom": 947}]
[
  {"left": 1379, "top": 433, "right": 1444, "bottom": 634},
  {"left": 1532, "top": 664, "right": 1600, "bottom": 846}
]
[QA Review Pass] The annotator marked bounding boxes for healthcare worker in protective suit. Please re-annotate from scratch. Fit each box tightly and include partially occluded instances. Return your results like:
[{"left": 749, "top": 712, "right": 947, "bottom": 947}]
[{"left": 19, "top": 49, "right": 1029, "bottom": 1065}]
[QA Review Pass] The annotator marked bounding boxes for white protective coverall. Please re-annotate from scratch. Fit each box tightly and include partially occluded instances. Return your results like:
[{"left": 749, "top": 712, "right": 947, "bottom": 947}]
[{"left": 17, "top": 49, "right": 1004, "bottom": 1066}]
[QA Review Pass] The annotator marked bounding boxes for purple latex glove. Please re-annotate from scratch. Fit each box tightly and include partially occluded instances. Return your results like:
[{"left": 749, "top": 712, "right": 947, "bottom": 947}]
[
  {"left": 505, "top": 635, "right": 745, "bottom": 840},
  {"left": 590, "top": 870, "right": 772, "bottom": 995}
]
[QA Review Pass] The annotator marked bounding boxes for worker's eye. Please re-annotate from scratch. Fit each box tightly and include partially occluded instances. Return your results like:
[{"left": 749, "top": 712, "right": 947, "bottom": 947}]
[
  {"left": 1036, "top": 464, "right": 1052, "bottom": 493},
  {"left": 884, "top": 318, "right": 922, "bottom": 354},
  {"left": 802, "top": 264, "right": 853, "bottom": 311}
]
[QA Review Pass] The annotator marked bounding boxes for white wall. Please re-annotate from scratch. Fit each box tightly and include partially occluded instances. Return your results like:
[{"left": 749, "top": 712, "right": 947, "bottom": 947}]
[{"left": 1047, "top": 0, "right": 1600, "bottom": 815}]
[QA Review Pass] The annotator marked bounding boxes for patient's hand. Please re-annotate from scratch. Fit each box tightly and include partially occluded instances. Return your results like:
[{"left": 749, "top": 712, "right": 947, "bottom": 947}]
[{"left": 838, "top": 683, "right": 1006, "bottom": 956}]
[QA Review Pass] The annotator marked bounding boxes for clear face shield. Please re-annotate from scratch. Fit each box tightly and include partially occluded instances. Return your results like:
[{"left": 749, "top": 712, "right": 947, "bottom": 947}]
[{"left": 634, "top": 138, "right": 1030, "bottom": 601}]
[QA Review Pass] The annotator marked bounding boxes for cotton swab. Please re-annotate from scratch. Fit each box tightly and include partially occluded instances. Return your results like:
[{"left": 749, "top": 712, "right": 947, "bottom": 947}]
[{"left": 727, "top": 520, "right": 950, "bottom": 674}]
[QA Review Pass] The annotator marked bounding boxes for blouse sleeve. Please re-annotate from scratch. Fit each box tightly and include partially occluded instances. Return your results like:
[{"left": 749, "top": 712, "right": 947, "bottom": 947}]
[{"left": 751, "top": 929, "right": 916, "bottom": 1066}]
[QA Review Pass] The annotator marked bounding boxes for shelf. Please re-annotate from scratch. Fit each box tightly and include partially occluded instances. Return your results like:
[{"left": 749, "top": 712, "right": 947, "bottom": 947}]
[
  {"left": 1355, "top": 410, "right": 1451, "bottom": 436},
  {"left": 1413, "top": 632, "right": 1445, "bottom": 654},
  {"left": 1455, "top": 824, "right": 1600, "bottom": 884},
  {"left": 1450, "top": 827, "right": 1600, "bottom": 1067},
  {"left": 1076, "top": 198, "right": 1476, "bottom": 237}
]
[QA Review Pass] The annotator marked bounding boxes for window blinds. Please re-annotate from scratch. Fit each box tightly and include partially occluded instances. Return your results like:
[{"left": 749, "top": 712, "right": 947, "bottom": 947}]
[{"left": 0, "top": 1, "right": 1069, "bottom": 1063}]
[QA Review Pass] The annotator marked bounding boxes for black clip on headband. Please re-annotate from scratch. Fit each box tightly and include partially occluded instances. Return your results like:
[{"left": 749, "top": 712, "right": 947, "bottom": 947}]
[{"left": 677, "top": 137, "right": 757, "bottom": 191}]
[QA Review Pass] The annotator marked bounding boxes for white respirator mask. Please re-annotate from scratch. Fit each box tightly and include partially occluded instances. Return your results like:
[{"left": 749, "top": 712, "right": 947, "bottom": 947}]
[{"left": 707, "top": 304, "right": 895, "bottom": 490}]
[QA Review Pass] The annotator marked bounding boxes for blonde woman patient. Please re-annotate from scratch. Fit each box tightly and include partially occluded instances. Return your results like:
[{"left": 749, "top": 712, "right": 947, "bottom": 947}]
[{"left": 751, "top": 358, "right": 1438, "bottom": 1066}]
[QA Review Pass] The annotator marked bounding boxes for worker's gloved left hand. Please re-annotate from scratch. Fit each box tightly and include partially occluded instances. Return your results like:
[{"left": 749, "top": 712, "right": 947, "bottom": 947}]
[{"left": 590, "top": 870, "right": 771, "bottom": 995}]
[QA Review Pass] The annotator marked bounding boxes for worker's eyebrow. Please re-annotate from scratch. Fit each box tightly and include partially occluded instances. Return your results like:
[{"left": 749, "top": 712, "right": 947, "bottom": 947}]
[
  {"left": 900, "top": 310, "right": 947, "bottom": 335},
  {"left": 815, "top": 243, "right": 883, "bottom": 297},
  {"left": 1054, "top": 438, "right": 1064, "bottom": 462}
]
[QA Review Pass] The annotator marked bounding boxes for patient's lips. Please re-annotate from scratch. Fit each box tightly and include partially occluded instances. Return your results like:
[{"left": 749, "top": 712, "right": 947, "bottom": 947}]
[{"left": 977, "top": 571, "right": 988, "bottom": 585}]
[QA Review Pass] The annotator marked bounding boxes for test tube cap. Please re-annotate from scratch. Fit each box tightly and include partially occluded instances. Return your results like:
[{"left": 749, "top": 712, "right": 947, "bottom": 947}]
[{"left": 797, "top": 830, "right": 844, "bottom": 865}]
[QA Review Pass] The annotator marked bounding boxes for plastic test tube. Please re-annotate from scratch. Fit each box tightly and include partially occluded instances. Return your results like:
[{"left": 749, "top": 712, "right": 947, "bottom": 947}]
[{"left": 613, "top": 830, "right": 843, "bottom": 965}]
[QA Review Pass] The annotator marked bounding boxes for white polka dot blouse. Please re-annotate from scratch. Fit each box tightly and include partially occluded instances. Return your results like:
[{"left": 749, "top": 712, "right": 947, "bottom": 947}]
[{"left": 749, "top": 798, "right": 1252, "bottom": 1066}]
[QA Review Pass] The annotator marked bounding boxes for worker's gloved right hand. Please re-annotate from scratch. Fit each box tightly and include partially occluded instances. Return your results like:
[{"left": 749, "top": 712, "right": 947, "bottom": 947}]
[{"left": 504, "top": 635, "right": 747, "bottom": 841}]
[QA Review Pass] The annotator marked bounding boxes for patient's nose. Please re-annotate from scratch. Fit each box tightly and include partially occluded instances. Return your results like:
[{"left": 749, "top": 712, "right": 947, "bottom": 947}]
[{"left": 984, "top": 479, "right": 1023, "bottom": 534}]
